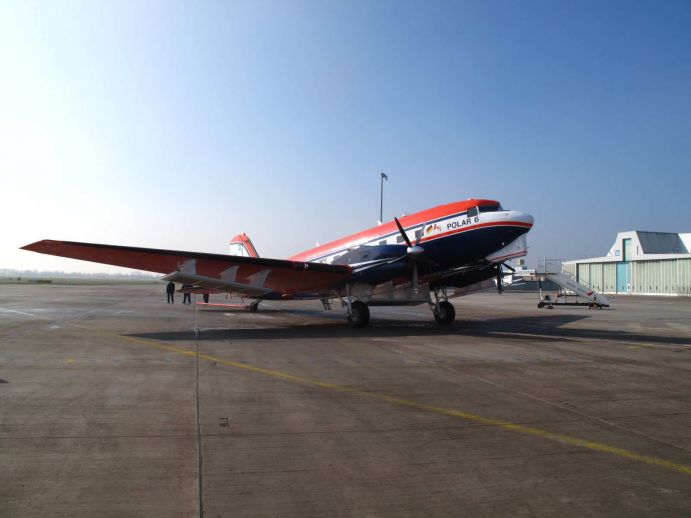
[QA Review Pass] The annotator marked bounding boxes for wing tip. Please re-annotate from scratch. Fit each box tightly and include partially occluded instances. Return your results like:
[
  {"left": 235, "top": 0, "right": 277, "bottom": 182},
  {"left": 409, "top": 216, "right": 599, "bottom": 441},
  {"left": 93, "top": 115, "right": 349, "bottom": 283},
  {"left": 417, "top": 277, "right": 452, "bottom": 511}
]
[{"left": 21, "top": 240, "right": 58, "bottom": 253}]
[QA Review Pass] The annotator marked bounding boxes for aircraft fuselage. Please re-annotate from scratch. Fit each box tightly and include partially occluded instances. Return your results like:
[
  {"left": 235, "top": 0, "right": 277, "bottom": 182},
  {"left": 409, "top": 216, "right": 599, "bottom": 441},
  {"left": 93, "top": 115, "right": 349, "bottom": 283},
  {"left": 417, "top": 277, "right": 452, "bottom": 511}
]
[{"left": 289, "top": 199, "right": 533, "bottom": 289}]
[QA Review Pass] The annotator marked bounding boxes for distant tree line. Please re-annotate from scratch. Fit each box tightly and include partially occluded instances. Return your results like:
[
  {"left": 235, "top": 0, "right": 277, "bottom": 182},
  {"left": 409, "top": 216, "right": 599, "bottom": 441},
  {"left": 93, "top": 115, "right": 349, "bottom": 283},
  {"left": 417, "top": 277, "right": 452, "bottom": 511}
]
[{"left": 0, "top": 268, "right": 158, "bottom": 280}]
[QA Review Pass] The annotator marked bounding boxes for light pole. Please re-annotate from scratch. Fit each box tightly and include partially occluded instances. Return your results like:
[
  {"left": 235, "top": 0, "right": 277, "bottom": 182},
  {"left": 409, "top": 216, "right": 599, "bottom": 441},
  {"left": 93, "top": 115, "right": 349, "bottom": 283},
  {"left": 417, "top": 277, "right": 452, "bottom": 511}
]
[{"left": 379, "top": 172, "right": 388, "bottom": 223}]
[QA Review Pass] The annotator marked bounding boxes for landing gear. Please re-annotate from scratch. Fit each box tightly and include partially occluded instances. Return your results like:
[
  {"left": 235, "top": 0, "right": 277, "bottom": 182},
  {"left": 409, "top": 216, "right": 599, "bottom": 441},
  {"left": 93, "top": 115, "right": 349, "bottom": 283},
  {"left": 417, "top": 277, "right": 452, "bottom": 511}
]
[
  {"left": 203, "top": 293, "right": 209, "bottom": 303},
  {"left": 431, "top": 287, "right": 455, "bottom": 324},
  {"left": 249, "top": 300, "right": 260, "bottom": 312},
  {"left": 342, "top": 284, "right": 370, "bottom": 327},
  {"left": 347, "top": 300, "right": 370, "bottom": 327},
  {"left": 433, "top": 300, "right": 455, "bottom": 324}
]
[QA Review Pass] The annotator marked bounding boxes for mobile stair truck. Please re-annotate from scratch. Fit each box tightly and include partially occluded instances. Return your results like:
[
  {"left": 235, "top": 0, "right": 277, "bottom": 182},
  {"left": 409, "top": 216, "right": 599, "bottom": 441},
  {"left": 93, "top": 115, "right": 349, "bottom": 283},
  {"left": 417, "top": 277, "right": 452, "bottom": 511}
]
[{"left": 536, "top": 259, "right": 610, "bottom": 309}]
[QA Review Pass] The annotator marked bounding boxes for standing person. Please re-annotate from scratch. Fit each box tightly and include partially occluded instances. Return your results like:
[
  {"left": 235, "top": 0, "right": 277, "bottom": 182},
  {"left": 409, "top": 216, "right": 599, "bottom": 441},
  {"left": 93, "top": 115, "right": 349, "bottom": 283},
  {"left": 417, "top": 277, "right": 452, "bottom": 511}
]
[
  {"left": 166, "top": 281, "right": 175, "bottom": 304},
  {"left": 182, "top": 284, "right": 192, "bottom": 304}
]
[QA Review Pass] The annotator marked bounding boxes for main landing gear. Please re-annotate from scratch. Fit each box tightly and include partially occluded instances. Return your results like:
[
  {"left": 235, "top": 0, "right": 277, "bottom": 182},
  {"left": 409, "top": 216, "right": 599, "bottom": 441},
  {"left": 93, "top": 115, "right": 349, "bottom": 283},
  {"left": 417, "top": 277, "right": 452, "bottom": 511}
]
[
  {"left": 431, "top": 287, "right": 455, "bottom": 324},
  {"left": 347, "top": 300, "right": 370, "bottom": 327},
  {"left": 340, "top": 284, "right": 456, "bottom": 327},
  {"left": 249, "top": 300, "right": 260, "bottom": 312},
  {"left": 433, "top": 301, "right": 456, "bottom": 324},
  {"left": 343, "top": 285, "right": 370, "bottom": 327}
]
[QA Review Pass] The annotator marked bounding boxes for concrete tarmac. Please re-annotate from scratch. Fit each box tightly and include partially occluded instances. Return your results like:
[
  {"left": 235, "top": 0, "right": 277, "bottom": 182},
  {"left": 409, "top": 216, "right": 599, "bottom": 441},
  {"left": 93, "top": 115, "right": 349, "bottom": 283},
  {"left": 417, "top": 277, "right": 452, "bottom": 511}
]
[{"left": 1, "top": 284, "right": 690, "bottom": 517}]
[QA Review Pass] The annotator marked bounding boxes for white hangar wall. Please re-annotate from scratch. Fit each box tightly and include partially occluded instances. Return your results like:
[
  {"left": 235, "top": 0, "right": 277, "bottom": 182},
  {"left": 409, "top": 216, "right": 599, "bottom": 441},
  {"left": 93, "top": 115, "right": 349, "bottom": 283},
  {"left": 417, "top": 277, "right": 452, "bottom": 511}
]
[{"left": 563, "top": 231, "right": 691, "bottom": 296}]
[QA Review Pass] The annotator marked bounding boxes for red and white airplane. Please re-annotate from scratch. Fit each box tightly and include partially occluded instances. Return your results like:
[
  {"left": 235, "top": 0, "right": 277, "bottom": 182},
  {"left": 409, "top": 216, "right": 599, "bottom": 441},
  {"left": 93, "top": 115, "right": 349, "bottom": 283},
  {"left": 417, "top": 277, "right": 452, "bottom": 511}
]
[{"left": 21, "top": 198, "right": 534, "bottom": 327}]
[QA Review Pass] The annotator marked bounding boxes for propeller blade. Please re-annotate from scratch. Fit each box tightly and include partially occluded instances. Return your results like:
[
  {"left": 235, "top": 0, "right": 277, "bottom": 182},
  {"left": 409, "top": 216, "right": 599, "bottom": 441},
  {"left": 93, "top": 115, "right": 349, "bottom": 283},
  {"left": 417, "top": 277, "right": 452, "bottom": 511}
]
[
  {"left": 393, "top": 217, "right": 413, "bottom": 248},
  {"left": 393, "top": 217, "right": 427, "bottom": 290}
]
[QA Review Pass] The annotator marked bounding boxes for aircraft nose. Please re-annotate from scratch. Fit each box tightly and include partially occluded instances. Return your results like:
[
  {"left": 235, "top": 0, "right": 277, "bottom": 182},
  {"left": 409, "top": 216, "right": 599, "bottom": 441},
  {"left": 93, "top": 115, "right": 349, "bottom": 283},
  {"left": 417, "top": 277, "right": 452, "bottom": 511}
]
[
  {"left": 516, "top": 211, "right": 534, "bottom": 227},
  {"left": 502, "top": 210, "right": 534, "bottom": 228}
]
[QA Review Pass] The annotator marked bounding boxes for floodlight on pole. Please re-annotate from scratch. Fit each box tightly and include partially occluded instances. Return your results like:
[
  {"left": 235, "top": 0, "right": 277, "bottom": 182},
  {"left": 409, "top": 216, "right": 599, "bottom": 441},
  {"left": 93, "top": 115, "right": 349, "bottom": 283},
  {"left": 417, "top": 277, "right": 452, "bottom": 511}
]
[{"left": 379, "top": 172, "right": 388, "bottom": 224}]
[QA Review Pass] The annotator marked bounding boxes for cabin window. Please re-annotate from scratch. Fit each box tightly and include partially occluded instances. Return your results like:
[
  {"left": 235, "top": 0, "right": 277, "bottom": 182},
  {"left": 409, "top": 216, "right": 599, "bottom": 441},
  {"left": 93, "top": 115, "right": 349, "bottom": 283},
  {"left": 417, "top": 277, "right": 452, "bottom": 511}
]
[
  {"left": 396, "top": 235, "right": 405, "bottom": 243},
  {"left": 479, "top": 203, "right": 502, "bottom": 213},
  {"left": 414, "top": 229, "right": 423, "bottom": 240},
  {"left": 379, "top": 240, "right": 386, "bottom": 246},
  {"left": 467, "top": 206, "right": 479, "bottom": 218}
]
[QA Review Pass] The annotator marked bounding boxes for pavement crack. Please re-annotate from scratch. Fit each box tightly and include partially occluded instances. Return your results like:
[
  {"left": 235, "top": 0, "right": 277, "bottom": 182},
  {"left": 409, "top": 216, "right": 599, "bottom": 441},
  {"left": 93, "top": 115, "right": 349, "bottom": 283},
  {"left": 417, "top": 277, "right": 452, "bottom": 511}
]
[{"left": 194, "top": 304, "right": 204, "bottom": 518}]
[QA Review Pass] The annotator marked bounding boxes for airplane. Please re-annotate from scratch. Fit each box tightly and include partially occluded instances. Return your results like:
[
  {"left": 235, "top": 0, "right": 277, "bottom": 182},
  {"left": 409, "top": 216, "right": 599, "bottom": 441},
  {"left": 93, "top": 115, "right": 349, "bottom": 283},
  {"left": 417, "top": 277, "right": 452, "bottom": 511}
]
[{"left": 21, "top": 198, "right": 534, "bottom": 327}]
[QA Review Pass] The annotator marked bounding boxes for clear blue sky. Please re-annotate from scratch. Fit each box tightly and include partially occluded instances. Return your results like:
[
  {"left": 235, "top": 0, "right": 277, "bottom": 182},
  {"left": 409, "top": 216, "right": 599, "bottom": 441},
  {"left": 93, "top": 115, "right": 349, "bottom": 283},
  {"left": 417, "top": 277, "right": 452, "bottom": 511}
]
[{"left": 2, "top": 0, "right": 690, "bottom": 273}]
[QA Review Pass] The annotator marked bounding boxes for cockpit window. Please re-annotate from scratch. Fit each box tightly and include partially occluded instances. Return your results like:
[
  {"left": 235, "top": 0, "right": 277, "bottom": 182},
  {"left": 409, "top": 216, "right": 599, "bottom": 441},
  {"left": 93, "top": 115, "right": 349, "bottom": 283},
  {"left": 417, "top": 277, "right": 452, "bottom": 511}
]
[
  {"left": 467, "top": 206, "right": 479, "bottom": 218},
  {"left": 479, "top": 203, "right": 502, "bottom": 213}
]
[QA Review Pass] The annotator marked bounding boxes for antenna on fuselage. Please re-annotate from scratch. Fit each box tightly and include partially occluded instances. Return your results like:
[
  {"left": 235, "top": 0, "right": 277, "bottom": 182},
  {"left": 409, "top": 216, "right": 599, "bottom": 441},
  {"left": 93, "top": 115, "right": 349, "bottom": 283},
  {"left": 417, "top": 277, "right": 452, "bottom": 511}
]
[{"left": 378, "top": 171, "right": 388, "bottom": 225}]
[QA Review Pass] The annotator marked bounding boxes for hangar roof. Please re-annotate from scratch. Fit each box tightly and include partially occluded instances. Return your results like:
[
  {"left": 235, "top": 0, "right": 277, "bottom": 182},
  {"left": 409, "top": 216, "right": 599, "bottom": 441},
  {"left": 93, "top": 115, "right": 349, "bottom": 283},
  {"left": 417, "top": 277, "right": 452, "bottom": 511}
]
[
  {"left": 637, "top": 232, "right": 688, "bottom": 254},
  {"left": 564, "top": 231, "right": 691, "bottom": 265}
]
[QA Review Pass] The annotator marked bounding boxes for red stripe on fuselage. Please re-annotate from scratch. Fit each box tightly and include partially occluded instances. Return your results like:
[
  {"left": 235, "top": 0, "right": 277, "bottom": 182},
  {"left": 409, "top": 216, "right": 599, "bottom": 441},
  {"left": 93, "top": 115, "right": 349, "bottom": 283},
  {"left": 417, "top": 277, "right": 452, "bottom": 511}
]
[{"left": 290, "top": 199, "right": 501, "bottom": 262}]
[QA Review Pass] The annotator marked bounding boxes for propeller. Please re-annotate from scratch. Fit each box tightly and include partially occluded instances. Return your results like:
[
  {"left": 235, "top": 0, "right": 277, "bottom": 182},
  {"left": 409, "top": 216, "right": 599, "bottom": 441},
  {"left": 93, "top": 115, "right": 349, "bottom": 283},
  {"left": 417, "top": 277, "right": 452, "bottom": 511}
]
[
  {"left": 394, "top": 216, "right": 424, "bottom": 252},
  {"left": 394, "top": 217, "right": 425, "bottom": 291}
]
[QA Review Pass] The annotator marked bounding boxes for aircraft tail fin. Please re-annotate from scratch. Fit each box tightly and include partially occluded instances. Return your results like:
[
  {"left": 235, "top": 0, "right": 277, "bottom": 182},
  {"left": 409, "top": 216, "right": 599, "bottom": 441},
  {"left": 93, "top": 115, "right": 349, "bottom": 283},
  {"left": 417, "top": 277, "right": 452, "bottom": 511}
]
[{"left": 229, "top": 233, "right": 259, "bottom": 258}]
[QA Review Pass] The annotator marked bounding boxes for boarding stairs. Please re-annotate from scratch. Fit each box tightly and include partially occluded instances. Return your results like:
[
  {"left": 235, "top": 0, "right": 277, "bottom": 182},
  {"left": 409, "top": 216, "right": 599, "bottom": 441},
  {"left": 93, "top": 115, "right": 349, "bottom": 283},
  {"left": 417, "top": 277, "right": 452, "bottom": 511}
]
[{"left": 536, "top": 259, "right": 610, "bottom": 308}]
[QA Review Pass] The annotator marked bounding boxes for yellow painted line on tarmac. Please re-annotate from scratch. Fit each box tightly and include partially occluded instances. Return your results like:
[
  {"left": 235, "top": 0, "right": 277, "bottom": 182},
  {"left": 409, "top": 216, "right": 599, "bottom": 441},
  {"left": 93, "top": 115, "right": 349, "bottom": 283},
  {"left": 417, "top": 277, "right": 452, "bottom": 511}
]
[{"left": 74, "top": 324, "right": 691, "bottom": 477}]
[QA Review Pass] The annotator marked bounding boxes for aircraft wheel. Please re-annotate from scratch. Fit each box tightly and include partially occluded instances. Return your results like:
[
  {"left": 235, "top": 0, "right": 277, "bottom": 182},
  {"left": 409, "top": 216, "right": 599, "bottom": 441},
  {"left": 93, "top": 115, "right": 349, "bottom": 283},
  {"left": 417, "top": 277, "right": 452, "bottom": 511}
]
[
  {"left": 249, "top": 301, "right": 259, "bottom": 312},
  {"left": 347, "top": 301, "right": 370, "bottom": 327},
  {"left": 203, "top": 293, "right": 210, "bottom": 303},
  {"left": 433, "top": 301, "right": 455, "bottom": 324},
  {"left": 537, "top": 302, "right": 545, "bottom": 309}
]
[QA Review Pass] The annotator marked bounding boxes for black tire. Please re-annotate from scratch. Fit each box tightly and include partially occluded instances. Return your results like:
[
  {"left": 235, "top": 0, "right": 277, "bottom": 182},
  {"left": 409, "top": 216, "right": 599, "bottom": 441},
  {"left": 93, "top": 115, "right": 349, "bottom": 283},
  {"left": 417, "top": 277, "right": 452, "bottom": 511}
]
[
  {"left": 433, "top": 301, "right": 455, "bottom": 324},
  {"left": 203, "top": 293, "right": 210, "bottom": 303},
  {"left": 347, "top": 301, "right": 370, "bottom": 327},
  {"left": 537, "top": 302, "right": 545, "bottom": 309},
  {"left": 249, "top": 301, "right": 259, "bottom": 312}
]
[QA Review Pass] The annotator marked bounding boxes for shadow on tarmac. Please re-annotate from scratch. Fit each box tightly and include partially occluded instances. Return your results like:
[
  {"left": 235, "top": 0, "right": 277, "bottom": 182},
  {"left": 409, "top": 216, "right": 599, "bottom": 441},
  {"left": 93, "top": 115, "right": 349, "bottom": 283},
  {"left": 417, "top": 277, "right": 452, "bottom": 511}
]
[{"left": 126, "top": 312, "right": 690, "bottom": 346}]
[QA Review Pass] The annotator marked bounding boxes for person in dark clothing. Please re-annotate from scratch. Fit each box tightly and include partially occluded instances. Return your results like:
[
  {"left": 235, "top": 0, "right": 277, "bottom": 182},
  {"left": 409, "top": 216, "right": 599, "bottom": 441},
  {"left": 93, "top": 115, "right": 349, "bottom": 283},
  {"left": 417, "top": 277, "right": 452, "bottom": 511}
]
[
  {"left": 182, "top": 284, "right": 192, "bottom": 304},
  {"left": 166, "top": 281, "right": 175, "bottom": 303},
  {"left": 203, "top": 293, "right": 210, "bottom": 303}
]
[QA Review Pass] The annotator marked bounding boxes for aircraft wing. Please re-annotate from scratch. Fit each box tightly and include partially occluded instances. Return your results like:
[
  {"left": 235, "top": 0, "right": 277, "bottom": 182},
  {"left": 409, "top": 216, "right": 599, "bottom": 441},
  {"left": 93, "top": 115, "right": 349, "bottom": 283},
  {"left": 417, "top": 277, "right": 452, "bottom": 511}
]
[
  {"left": 21, "top": 240, "right": 352, "bottom": 297},
  {"left": 161, "top": 271, "right": 273, "bottom": 297}
]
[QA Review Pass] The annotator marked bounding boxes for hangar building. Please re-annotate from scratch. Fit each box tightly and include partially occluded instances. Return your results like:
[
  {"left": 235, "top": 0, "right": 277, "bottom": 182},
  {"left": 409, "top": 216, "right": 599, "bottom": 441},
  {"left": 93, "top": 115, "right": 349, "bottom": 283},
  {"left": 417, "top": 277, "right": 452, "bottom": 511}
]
[{"left": 563, "top": 231, "right": 691, "bottom": 296}]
